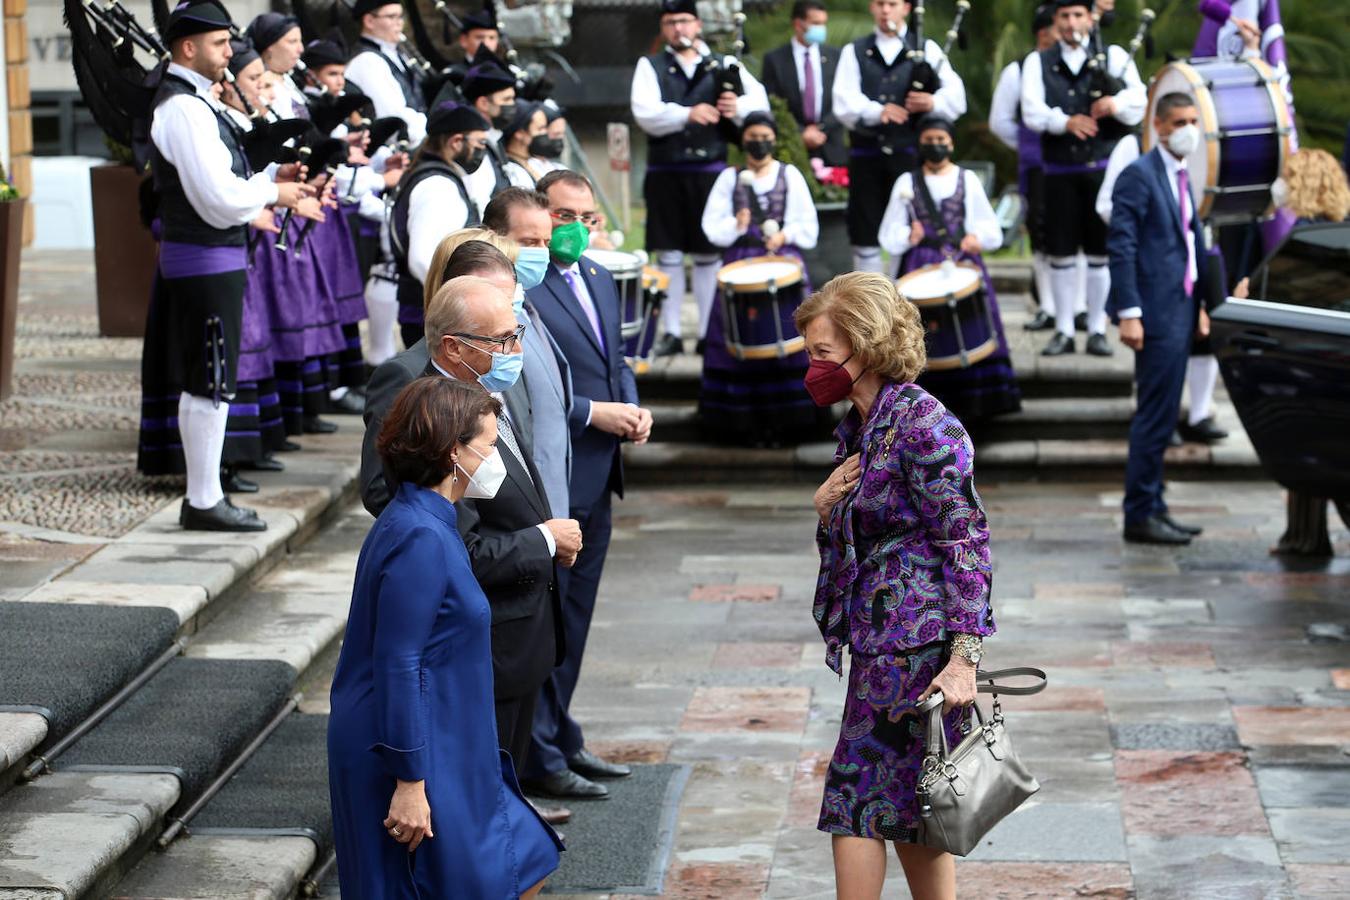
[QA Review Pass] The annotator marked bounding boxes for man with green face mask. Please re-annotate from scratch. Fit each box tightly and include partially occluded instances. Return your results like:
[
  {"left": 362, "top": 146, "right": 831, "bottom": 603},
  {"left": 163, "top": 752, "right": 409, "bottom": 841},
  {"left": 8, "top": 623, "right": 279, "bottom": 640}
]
[{"left": 520, "top": 170, "right": 656, "bottom": 801}]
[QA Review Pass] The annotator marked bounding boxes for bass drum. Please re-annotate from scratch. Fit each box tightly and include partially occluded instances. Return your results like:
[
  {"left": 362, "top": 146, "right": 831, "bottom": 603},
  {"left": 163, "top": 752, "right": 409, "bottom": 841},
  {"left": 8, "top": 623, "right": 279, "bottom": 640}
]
[{"left": 1144, "top": 57, "right": 1293, "bottom": 224}]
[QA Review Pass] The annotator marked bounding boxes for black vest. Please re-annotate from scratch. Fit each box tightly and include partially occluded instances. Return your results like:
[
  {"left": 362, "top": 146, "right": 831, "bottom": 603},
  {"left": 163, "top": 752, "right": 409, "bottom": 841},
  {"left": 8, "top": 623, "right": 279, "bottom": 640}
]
[
  {"left": 150, "top": 73, "right": 251, "bottom": 247},
  {"left": 355, "top": 38, "right": 426, "bottom": 113},
  {"left": 390, "top": 156, "right": 480, "bottom": 309},
  {"left": 1038, "top": 43, "right": 1123, "bottom": 167},
  {"left": 849, "top": 32, "right": 921, "bottom": 154},
  {"left": 644, "top": 50, "right": 727, "bottom": 166}
]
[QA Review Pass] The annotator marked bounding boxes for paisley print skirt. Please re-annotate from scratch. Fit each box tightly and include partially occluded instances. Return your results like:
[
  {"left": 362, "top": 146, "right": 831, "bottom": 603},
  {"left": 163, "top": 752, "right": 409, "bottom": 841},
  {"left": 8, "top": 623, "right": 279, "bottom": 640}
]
[{"left": 818, "top": 642, "right": 970, "bottom": 842}]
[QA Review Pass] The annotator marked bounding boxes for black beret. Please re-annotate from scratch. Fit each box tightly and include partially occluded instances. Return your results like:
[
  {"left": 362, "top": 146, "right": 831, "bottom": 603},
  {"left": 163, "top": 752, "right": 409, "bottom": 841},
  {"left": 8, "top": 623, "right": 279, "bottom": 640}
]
[
  {"left": 163, "top": 0, "right": 234, "bottom": 42},
  {"left": 246, "top": 12, "right": 299, "bottom": 52},
  {"left": 541, "top": 100, "right": 566, "bottom": 124},
  {"left": 502, "top": 100, "right": 543, "bottom": 137},
  {"left": 660, "top": 0, "right": 699, "bottom": 18},
  {"left": 740, "top": 111, "right": 778, "bottom": 135},
  {"left": 462, "top": 60, "right": 516, "bottom": 100},
  {"left": 427, "top": 101, "right": 491, "bottom": 136},
  {"left": 1032, "top": 4, "right": 1056, "bottom": 32},
  {"left": 302, "top": 38, "right": 347, "bottom": 69},
  {"left": 1053, "top": 0, "right": 1092, "bottom": 10},
  {"left": 916, "top": 115, "right": 956, "bottom": 137},
  {"left": 461, "top": 1, "right": 499, "bottom": 32},
  {"left": 351, "top": 0, "right": 401, "bottom": 18},
  {"left": 227, "top": 37, "right": 260, "bottom": 75}
]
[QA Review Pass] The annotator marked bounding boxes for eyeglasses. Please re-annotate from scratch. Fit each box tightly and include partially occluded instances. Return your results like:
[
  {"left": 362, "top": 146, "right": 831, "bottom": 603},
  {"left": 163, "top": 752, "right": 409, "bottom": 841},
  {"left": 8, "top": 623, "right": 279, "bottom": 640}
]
[
  {"left": 452, "top": 324, "right": 527, "bottom": 354},
  {"left": 551, "top": 209, "right": 599, "bottom": 226}
]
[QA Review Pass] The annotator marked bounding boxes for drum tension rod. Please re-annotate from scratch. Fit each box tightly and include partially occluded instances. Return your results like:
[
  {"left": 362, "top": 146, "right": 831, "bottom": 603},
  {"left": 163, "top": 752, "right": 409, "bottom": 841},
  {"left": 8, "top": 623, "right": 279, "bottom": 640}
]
[{"left": 1205, "top": 184, "right": 1273, "bottom": 196}]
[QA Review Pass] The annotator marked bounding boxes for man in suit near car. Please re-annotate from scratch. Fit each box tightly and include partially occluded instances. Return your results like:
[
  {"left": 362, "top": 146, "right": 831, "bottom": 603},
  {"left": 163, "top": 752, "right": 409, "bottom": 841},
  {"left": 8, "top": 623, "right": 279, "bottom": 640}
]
[
  {"left": 523, "top": 170, "right": 654, "bottom": 800},
  {"left": 761, "top": 0, "right": 847, "bottom": 167},
  {"left": 1108, "top": 91, "right": 1212, "bottom": 545}
]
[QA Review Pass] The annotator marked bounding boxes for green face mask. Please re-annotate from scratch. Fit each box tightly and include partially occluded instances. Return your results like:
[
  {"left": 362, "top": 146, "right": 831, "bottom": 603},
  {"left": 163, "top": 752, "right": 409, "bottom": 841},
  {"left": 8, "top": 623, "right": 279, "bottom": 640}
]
[{"left": 549, "top": 221, "right": 590, "bottom": 266}]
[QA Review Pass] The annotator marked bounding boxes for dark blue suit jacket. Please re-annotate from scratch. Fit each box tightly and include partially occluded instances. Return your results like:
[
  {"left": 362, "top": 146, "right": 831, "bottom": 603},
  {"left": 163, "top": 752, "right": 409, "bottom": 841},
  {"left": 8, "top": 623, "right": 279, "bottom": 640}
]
[
  {"left": 1107, "top": 147, "right": 1212, "bottom": 344},
  {"left": 526, "top": 256, "right": 639, "bottom": 511}
]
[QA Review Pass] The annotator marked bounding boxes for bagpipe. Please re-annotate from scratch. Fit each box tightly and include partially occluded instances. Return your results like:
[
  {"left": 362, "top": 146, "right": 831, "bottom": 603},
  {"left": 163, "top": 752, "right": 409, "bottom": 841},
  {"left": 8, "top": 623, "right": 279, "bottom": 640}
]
[
  {"left": 272, "top": 131, "right": 350, "bottom": 252},
  {"left": 907, "top": 0, "right": 970, "bottom": 96},
  {"left": 1086, "top": 6, "right": 1156, "bottom": 104}
]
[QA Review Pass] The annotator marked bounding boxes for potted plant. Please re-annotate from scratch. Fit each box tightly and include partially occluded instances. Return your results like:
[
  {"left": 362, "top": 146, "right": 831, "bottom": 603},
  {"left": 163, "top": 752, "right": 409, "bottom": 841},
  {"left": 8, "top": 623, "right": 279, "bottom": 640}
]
[
  {"left": 90, "top": 139, "right": 158, "bottom": 338},
  {"left": 0, "top": 161, "right": 24, "bottom": 402}
]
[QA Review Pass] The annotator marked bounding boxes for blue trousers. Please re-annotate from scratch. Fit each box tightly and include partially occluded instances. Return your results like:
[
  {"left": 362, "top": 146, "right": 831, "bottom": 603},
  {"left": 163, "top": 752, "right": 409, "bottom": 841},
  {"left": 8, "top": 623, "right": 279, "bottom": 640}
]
[
  {"left": 1124, "top": 331, "right": 1191, "bottom": 526},
  {"left": 526, "top": 494, "right": 612, "bottom": 778}
]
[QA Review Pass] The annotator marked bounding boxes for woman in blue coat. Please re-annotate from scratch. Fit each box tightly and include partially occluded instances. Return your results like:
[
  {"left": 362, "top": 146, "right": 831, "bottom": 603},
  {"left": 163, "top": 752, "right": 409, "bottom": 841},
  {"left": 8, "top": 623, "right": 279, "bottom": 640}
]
[{"left": 328, "top": 376, "right": 562, "bottom": 898}]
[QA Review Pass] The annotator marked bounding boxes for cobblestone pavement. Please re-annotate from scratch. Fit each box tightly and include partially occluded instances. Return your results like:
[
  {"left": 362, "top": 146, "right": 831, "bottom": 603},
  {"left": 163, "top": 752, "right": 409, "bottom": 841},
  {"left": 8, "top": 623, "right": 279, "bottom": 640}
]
[{"left": 548, "top": 480, "right": 1350, "bottom": 899}]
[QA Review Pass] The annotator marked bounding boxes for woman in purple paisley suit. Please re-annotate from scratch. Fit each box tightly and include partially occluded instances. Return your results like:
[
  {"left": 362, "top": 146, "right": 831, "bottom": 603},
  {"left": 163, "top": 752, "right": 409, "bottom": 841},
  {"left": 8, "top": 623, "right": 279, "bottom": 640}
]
[{"left": 793, "top": 272, "right": 996, "bottom": 900}]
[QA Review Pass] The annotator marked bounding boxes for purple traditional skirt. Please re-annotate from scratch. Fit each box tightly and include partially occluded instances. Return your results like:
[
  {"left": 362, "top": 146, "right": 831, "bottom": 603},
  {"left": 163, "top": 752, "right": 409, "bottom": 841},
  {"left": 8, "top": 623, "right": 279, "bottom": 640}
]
[
  {"left": 238, "top": 267, "right": 275, "bottom": 384},
  {"left": 819, "top": 642, "right": 969, "bottom": 842},
  {"left": 900, "top": 248, "right": 1022, "bottom": 423},
  {"left": 698, "top": 245, "right": 827, "bottom": 445},
  {"left": 251, "top": 223, "right": 345, "bottom": 364},
  {"left": 307, "top": 212, "right": 368, "bottom": 389}
]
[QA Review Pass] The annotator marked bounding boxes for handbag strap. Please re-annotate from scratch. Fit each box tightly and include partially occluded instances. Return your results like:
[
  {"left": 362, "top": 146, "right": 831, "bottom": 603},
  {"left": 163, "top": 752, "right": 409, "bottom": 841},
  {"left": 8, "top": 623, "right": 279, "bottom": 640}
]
[
  {"left": 976, "top": 667, "right": 1048, "bottom": 695},
  {"left": 920, "top": 667, "right": 1049, "bottom": 761}
]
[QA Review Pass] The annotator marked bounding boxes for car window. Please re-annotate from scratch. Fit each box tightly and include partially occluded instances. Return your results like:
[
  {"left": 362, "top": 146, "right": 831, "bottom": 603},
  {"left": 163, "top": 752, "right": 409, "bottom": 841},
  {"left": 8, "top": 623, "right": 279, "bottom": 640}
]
[{"left": 1253, "top": 222, "right": 1350, "bottom": 314}]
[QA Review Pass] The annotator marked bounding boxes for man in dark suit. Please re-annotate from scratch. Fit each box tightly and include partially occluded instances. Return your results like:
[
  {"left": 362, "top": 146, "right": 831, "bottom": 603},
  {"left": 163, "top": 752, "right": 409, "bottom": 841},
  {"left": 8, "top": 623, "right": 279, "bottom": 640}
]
[
  {"left": 1108, "top": 91, "right": 1212, "bottom": 545},
  {"left": 360, "top": 245, "right": 581, "bottom": 823},
  {"left": 761, "top": 0, "right": 847, "bottom": 167},
  {"left": 523, "top": 170, "right": 653, "bottom": 800}
]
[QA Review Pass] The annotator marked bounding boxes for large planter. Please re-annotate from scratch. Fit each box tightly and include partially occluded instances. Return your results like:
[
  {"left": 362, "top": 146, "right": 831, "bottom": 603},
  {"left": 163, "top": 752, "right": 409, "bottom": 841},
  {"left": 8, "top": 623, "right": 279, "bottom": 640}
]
[
  {"left": 804, "top": 200, "right": 851, "bottom": 289},
  {"left": 0, "top": 198, "right": 25, "bottom": 402},
  {"left": 91, "top": 163, "right": 158, "bottom": 338}
]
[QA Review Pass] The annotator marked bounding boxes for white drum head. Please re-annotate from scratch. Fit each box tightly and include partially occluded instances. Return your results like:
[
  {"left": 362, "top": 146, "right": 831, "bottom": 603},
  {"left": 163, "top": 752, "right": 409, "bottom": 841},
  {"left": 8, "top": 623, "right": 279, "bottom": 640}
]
[
  {"left": 585, "top": 249, "right": 644, "bottom": 278},
  {"left": 718, "top": 259, "right": 803, "bottom": 289},
  {"left": 1146, "top": 63, "right": 1212, "bottom": 208},
  {"left": 898, "top": 262, "right": 981, "bottom": 302}
]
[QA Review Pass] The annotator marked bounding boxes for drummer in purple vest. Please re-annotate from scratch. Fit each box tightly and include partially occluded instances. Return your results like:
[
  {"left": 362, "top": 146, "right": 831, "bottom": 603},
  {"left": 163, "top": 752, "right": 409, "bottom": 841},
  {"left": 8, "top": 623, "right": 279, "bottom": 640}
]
[
  {"left": 832, "top": 0, "right": 967, "bottom": 277},
  {"left": 698, "top": 111, "right": 824, "bottom": 445},
  {"left": 989, "top": 3, "right": 1060, "bottom": 332},
  {"left": 631, "top": 0, "right": 770, "bottom": 358},
  {"left": 1020, "top": 0, "right": 1145, "bottom": 358},
  {"left": 879, "top": 115, "right": 1022, "bottom": 427},
  {"left": 138, "top": 0, "right": 314, "bottom": 531}
]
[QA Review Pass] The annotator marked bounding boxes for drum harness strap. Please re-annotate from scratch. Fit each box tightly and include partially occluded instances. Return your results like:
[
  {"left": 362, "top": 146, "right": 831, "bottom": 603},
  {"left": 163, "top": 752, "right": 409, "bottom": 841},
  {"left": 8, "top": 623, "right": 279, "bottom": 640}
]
[
  {"left": 733, "top": 165, "right": 789, "bottom": 248},
  {"left": 912, "top": 168, "right": 967, "bottom": 255}
]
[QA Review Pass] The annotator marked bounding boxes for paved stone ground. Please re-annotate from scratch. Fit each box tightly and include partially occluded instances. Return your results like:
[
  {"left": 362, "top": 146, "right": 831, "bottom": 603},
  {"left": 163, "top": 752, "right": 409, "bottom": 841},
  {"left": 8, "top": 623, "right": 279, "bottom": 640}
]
[{"left": 539, "top": 480, "right": 1350, "bottom": 899}]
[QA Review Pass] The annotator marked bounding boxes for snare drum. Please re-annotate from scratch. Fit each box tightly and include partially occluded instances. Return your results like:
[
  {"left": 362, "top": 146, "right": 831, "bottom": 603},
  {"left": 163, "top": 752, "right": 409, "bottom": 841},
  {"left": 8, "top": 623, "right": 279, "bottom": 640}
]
[
  {"left": 716, "top": 256, "right": 806, "bottom": 361},
  {"left": 897, "top": 261, "right": 996, "bottom": 371},
  {"left": 1144, "top": 58, "right": 1293, "bottom": 223},
  {"left": 622, "top": 266, "right": 666, "bottom": 374}
]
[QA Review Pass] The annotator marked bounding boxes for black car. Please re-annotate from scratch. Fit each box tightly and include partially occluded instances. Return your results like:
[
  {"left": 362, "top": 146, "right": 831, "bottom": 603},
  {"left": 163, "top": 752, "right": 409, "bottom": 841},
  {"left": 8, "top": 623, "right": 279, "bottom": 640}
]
[{"left": 1210, "top": 221, "right": 1350, "bottom": 498}]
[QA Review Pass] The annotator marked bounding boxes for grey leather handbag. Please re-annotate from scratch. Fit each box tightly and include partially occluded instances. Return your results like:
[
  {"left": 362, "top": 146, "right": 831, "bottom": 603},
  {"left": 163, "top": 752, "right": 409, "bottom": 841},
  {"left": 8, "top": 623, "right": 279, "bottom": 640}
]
[{"left": 915, "top": 667, "right": 1048, "bottom": 857}]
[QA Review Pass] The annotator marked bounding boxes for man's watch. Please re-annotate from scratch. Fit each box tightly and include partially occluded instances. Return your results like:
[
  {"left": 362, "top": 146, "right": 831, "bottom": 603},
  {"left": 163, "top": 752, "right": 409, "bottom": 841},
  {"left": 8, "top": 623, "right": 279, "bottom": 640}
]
[{"left": 950, "top": 632, "right": 984, "bottom": 666}]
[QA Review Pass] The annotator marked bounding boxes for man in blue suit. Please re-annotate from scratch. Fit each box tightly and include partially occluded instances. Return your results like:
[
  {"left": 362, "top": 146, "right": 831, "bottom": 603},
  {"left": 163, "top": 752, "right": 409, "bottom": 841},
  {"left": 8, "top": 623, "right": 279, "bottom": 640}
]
[
  {"left": 523, "top": 170, "right": 654, "bottom": 800},
  {"left": 1108, "top": 91, "right": 1213, "bottom": 545}
]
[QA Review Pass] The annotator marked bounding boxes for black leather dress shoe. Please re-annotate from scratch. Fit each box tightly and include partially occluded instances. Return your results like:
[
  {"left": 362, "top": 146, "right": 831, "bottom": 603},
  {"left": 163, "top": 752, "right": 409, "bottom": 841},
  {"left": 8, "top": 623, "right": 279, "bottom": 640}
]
[
  {"left": 1085, "top": 333, "right": 1113, "bottom": 357},
  {"left": 221, "top": 468, "right": 259, "bottom": 494},
  {"left": 568, "top": 747, "right": 632, "bottom": 779},
  {"left": 1177, "top": 416, "right": 1229, "bottom": 444},
  {"left": 277, "top": 439, "right": 303, "bottom": 453},
  {"left": 181, "top": 498, "right": 267, "bottom": 533},
  {"left": 302, "top": 415, "right": 338, "bottom": 434},
  {"left": 240, "top": 455, "right": 285, "bottom": 472},
  {"left": 521, "top": 769, "right": 609, "bottom": 800},
  {"left": 653, "top": 333, "right": 684, "bottom": 357},
  {"left": 1041, "top": 332, "right": 1075, "bottom": 356},
  {"left": 1074, "top": 311, "right": 1088, "bottom": 332},
  {"left": 1023, "top": 310, "right": 1055, "bottom": 331},
  {"left": 1161, "top": 514, "right": 1203, "bottom": 536},
  {"left": 1123, "top": 515, "right": 1191, "bottom": 545},
  {"left": 328, "top": 391, "right": 365, "bottom": 415}
]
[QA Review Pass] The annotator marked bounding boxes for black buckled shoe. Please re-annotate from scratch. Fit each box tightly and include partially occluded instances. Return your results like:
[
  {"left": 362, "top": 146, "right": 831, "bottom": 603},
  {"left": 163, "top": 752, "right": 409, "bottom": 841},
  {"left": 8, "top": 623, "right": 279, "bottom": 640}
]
[
  {"left": 181, "top": 498, "right": 268, "bottom": 533},
  {"left": 1161, "top": 514, "right": 1203, "bottom": 536},
  {"left": 567, "top": 747, "right": 632, "bottom": 780},
  {"left": 328, "top": 391, "right": 365, "bottom": 416},
  {"left": 1123, "top": 515, "right": 1191, "bottom": 545},
  {"left": 1041, "top": 332, "right": 1075, "bottom": 356},
  {"left": 1023, "top": 310, "right": 1055, "bottom": 331},
  {"left": 521, "top": 769, "right": 610, "bottom": 801},
  {"left": 221, "top": 467, "right": 259, "bottom": 494},
  {"left": 1085, "top": 333, "right": 1113, "bottom": 357},
  {"left": 1177, "top": 416, "right": 1229, "bottom": 444},
  {"left": 240, "top": 454, "right": 285, "bottom": 472},
  {"left": 653, "top": 333, "right": 684, "bottom": 358},
  {"left": 302, "top": 415, "right": 338, "bottom": 434},
  {"left": 277, "top": 439, "right": 303, "bottom": 453}
]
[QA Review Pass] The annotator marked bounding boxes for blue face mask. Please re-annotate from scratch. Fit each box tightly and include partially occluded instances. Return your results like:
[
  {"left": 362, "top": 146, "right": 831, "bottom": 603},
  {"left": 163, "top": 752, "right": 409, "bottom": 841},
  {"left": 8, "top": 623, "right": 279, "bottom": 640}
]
[
  {"left": 460, "top": 342, "right": 525, "bottom": 392},
  {"left": 804, "top": 23, "right": 827, "bottom": 45},
  {"left": 511, "top": 284, "right": 527, "bottom": 322},
  {"left": 515, "top": 246, "right": 550, "bottom": 291}
]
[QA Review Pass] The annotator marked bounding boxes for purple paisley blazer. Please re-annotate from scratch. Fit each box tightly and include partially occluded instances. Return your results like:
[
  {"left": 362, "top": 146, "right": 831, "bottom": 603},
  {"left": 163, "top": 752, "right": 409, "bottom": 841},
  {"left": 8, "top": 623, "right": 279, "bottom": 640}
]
[{"left": 813, "top": 382, "right": 996, "bottom": 674}]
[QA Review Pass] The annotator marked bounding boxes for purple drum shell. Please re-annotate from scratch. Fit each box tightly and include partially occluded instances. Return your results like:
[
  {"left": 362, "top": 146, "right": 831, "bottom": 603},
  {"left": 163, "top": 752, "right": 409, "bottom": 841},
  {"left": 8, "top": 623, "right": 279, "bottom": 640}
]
[
  {"left": 722, "top": 282, "right": 807, "bottom": 359},
  {"left": 919, "top": 286, "right": 997, "bottom": 369},
  {"left": 1211, "top": 81, "right": 1282, "bottom": 219}
]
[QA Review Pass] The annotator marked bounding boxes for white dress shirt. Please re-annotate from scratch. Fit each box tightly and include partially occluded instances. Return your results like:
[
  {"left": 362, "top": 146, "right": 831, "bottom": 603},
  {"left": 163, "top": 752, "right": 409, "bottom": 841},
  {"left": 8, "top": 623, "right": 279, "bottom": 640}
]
[
  {"left": 405, "top": 163, "right": 472, "bottom": 283},
  {"left": 792, "top": 38, "right": 824, "bottom": 123},
  {"left": 1115, "top": 147, "right": 1197, "bottom": 320},
  {"left": 878, "top": 168, "right": 1003, "bottom": 257},
  {"left": 270, "top": 74, "right": 309, "bottom": 121},
  {"left": 503, "top": 157, "right": 538, "bottom": 189},
  {"left": 150, "top": 63, "right": 279, "bottom": 230},
  {"left": 345, "top": 35, "right": 428, "bottom": 145},
  {"left": 700, "top": 161, "right": 820, "bottom": 249},
  {"left": 1019, "top": 41, "right": 1146, "bottom": 135},
  {"left": 988, "top": 60, "right": 1024, "bottom": 152},
  {"left": 832, "top": 27, "right": 967, "bottom": 130},
  {"left": 630, "top": 43, "right": 770, "bottom": 138}
]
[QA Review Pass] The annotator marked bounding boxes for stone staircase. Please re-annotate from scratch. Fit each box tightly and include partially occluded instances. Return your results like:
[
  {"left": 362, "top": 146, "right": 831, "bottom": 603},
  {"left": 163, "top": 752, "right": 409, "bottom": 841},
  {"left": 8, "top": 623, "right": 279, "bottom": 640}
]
[{"left": 625, "top": 262, "right": 1263, "bottom": 482}]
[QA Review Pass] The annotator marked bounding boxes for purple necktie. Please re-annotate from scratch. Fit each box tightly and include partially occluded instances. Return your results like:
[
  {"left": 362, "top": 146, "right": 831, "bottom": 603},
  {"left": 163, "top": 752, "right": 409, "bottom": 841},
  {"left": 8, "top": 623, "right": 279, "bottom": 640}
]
[
  {"left": 563, "top": 269, "right": 605, "bottom": 349},
  {"left": 802, "top": 48, "right": 818, "bottom": 124},
  {"left": 1178, "top": 168, "right": 1194, "bottom": 297}
]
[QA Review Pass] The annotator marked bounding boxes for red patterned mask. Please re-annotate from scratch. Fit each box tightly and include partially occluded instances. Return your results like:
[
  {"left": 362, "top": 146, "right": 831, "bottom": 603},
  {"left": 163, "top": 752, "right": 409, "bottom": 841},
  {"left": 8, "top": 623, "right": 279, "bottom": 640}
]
[{"left": 804, "top": 355, "right": 857, "bottom": 406}]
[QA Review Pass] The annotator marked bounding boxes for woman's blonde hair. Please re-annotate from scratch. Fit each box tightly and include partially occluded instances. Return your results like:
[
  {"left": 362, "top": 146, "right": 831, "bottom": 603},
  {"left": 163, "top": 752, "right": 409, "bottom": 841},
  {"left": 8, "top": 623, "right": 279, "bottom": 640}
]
[
  {"left": 423, "top": 228, "right": 521, "bottom": 308},
  {"left": 1284, "top": 149, "right": 1350, "bottom": 223},
  {"left": 793, "top": 271, "right": 927, "bottom": 383}
]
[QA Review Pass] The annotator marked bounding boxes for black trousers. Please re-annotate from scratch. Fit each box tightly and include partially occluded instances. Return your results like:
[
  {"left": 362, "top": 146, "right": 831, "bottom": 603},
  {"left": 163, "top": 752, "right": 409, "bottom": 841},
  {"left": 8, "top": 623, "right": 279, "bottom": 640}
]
[
  {"left": 495, "top": 690, "right": 538, "bottom": 770},
  {"left": 846, "top": 150, "right": 915, "bottom": 246},
  {"left": 1043, "top": 170, "right": 1109, "bottom": 258}
]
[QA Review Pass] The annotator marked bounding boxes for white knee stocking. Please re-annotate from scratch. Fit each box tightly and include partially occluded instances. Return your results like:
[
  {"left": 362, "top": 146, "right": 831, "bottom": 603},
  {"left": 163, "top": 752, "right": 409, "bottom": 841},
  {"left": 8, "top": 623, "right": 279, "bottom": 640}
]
[
  {"left": 1084, "top": 256, "right": 1111, "bottom": 336},
  {"left": 1075, "top": 254, "right": 1088, "bottom": 313},
  {"left": 179, "top": 392, "right": 228, "bottom": 510},
  {"left": 852, "top": 246, "right": 884, "bottom": 274},
  {"left": 1032, "top": 252, "right": 1055, "bottom": 316},
  {"left": 691, "top": 254, "right": 721, "bottom": 338},
  {"left": 657, "top": 251, "right": 686, "bottom": 338},
  {"left": 1049, "top": 256, "right": 1080, "bottom": 337},
  {"left": 1187, "top": 355, "right": 1220, "bottom": 425},
  {"left": 364, "top": 275, "right": 399, "bottom": 364}
]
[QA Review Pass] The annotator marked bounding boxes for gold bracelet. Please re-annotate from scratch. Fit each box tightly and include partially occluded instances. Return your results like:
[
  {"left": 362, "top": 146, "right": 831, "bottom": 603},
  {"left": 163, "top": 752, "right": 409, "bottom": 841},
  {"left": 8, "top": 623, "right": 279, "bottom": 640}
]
[{"left": 949, "top": 632, "right": 983, "bottom": 663}]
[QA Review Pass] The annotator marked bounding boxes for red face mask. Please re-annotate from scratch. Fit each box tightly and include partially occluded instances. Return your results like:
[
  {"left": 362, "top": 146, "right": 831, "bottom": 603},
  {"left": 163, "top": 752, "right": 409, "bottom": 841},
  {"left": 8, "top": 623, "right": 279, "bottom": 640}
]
[{"left": 804, "top": 354, "right": 857, "bottom": 406}]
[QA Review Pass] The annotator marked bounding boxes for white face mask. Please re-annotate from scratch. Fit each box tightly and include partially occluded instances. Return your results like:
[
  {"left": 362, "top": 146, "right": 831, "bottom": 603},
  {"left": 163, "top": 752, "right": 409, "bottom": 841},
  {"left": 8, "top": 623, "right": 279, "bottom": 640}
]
[
  {"left": 1270, "top": 176, "right": 1289, "bottom": 209},
  {"left": 1166, "top": 123, "right": 1201, "bottom": 159},
  {"left": 457, "top": 443, "right": 507, "bottom": 500}
]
